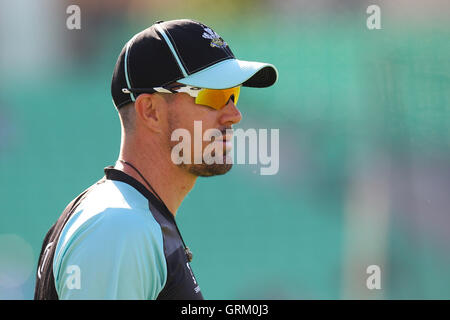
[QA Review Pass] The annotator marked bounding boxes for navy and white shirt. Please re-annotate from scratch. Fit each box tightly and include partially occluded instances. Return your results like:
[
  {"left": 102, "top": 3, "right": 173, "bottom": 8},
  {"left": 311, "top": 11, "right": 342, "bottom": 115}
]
[{"left": 34, "top": 166, "right": 203, "bottom": 300}]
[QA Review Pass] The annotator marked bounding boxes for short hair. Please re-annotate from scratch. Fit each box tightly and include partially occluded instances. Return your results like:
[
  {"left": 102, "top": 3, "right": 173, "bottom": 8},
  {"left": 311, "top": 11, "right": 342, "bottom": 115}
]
[{"left": 118, "top": 102, "right": 136, "bottom": 134}]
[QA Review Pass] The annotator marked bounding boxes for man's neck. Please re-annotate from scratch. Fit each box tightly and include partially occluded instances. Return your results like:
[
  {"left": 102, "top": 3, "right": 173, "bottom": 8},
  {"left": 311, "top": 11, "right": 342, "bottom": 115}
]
[{"left": 116, "top": 142, "right": 197, "bottom": 216}]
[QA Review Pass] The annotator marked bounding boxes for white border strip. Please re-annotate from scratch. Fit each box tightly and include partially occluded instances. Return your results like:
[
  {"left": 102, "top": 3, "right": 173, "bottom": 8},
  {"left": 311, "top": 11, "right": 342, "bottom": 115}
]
[
  {"left": 155, "top": 24, "right": 188, "bottom": 77},
  {"left": 124, "top": 35, "right": 138, "bottom": 101}
]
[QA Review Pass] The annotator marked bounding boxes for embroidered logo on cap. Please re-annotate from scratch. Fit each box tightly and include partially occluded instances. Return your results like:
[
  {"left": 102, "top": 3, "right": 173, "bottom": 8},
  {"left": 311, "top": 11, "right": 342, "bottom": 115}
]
[{"left": 202, "top": 27, "right": 227, "bottom": 49}]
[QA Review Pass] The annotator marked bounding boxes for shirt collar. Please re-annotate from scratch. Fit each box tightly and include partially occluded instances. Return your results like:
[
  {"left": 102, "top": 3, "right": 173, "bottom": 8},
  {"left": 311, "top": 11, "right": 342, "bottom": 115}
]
[{"left": 103, "top": 166, "right": 175, "bottom": 220}]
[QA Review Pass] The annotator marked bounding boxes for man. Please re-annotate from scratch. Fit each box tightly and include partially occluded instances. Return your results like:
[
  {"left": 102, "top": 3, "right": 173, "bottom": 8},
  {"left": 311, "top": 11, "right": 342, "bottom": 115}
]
[{"left": 34, "top": 19, "right": 278, "bottom": 300}]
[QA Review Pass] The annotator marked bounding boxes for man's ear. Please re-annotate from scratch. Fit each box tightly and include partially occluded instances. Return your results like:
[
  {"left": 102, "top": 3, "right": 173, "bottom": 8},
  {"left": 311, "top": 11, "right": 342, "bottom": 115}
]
[{"left": 134, "top": 93, "right": 165, "bottom": 133}]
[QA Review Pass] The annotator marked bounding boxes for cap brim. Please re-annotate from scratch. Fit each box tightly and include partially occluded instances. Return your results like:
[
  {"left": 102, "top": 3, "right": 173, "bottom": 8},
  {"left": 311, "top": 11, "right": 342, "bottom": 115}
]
[{"left": 178, "top": 58, "right": 278, "bottom": 89}]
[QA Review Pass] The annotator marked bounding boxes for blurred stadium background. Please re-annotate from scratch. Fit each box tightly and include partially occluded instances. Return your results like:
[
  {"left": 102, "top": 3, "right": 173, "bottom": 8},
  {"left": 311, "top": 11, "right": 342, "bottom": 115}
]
[{"left": 0, "top": 0, "right": 449, "bottom": 299}]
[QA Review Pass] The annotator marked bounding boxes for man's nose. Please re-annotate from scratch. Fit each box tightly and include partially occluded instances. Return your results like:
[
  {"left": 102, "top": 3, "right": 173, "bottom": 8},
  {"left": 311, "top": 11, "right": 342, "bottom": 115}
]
[{"left": 220, "top": 99, "right": 242, "bottom": 125}]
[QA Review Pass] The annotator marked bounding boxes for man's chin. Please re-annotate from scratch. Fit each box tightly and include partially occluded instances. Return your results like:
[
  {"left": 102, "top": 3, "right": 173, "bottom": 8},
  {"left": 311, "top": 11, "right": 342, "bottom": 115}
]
[{"left": 186, "top": 163, "right": 233, "bottom": 177}]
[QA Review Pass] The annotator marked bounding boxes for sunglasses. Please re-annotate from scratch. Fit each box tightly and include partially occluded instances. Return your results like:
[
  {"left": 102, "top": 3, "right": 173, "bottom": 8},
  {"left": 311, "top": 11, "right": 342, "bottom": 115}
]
[{"left": 122, "top": 83, "right": 240, "bottom": 110}]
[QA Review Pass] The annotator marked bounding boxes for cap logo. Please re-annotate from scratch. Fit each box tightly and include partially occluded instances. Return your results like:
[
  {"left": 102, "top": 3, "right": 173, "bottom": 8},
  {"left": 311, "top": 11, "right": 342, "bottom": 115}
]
[{"left": 202, "top": 27, "right": 227, "bottom": 49}]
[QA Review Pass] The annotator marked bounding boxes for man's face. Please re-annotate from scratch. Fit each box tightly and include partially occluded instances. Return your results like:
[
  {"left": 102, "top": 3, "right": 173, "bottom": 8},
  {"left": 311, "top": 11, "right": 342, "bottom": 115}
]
[{"left": 165, "top": 90, "right": 242, "bottom": 177}]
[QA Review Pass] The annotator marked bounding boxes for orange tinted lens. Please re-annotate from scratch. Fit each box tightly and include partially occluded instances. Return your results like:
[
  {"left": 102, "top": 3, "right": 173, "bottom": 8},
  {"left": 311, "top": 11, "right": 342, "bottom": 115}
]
[{"left": 195, "top": 87, "right": 240, "bottom": 110}]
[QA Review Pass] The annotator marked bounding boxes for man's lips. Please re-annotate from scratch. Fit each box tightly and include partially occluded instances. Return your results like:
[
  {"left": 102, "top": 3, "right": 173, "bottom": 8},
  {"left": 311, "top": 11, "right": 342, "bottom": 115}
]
[{"left": 212, "top": 133, "right": 233, "bottom": 153}]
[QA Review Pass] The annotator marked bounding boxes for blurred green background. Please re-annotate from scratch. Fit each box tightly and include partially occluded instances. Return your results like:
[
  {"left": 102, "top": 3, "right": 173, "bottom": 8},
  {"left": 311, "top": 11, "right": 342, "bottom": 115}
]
[{"left": 0, "top": 0, "right": 449, "bottom": 299}]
